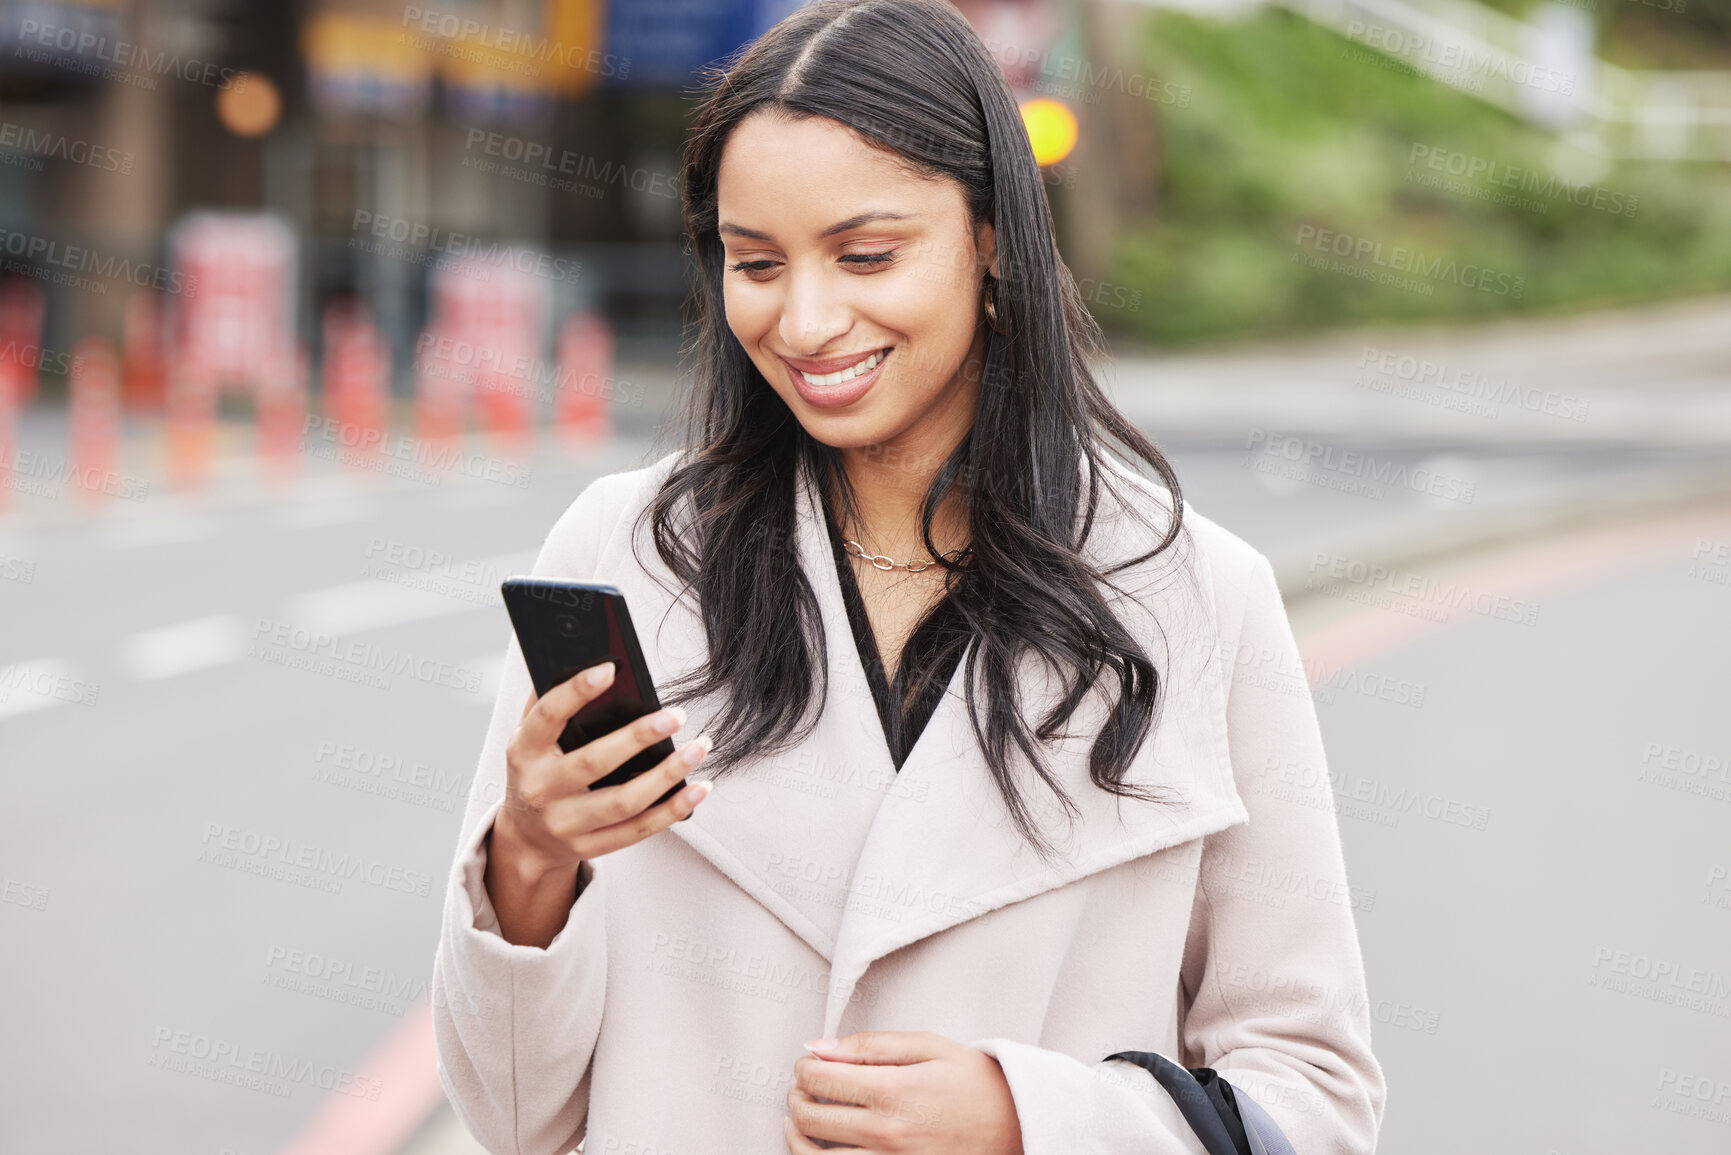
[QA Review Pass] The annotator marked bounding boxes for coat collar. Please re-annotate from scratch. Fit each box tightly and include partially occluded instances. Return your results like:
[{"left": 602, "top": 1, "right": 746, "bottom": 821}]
[{"left": 656, "top": 449, "right": 1246, "bottom": 1038}]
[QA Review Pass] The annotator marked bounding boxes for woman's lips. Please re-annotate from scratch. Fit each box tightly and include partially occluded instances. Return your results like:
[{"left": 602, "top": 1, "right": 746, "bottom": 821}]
[{"left": 783, "top": 347, "right": 891, "bottom": 410}]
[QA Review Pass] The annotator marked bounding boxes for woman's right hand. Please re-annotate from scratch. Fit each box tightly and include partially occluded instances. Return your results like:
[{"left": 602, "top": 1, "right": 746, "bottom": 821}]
[{"left": 483, "top": 660, "right": 712, "bottom": 946}]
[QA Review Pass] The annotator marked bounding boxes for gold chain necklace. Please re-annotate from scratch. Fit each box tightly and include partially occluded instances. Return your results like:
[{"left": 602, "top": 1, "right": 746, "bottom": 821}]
[{"left": 842, "top": 537, "right": 972, "bottom": 573}]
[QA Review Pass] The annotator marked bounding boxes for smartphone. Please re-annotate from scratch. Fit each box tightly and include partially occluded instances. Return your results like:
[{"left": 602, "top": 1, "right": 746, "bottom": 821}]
[{"left": 500, "top": 577, "right": 687, "bottom": 808}]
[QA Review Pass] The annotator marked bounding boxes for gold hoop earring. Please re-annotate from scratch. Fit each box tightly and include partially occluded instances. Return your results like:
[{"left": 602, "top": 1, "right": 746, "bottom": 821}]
[{"left": 982, "top": 276, "right": 1010, "bottom": 336}]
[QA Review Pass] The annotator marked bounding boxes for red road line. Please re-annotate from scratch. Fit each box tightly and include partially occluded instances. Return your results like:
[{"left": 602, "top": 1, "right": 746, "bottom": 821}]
[
  {"left": 272, "top": 1000, "right": 444, "bottom": 1155},
  {"left": 1295, "top": 505, "right": 1731, "bottom": 670}
]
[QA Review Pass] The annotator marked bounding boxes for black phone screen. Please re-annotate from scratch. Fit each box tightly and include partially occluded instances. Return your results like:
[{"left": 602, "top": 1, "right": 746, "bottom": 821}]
[{"left": 500, "top": 577, "right": 683, "bottom": 801}]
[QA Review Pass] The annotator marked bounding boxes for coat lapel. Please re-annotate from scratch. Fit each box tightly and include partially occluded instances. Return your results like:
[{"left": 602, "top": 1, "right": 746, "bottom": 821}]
[
  {"left": 661, "top": 451, "right": 927, "bottom": 964},
  {"left": 656, "top": 451, "right": 1247, "bottom": 1034}
]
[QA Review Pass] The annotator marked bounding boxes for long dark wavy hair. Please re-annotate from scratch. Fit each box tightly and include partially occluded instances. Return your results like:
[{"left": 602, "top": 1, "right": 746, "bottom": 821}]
[{"left": 635, "top": 0, "right": 1193, "bottom": 865}]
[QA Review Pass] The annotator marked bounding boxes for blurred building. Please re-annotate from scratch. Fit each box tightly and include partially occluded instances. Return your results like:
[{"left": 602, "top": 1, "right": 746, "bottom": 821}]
[{"left": 0, "top": 0, "right": 812, "bottom": 399}]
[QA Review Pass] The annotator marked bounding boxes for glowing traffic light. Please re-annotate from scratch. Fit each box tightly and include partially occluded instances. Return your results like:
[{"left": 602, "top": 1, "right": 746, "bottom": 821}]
[{"left": 1019, "top": 97, "right": 1077, "bottom": 167}]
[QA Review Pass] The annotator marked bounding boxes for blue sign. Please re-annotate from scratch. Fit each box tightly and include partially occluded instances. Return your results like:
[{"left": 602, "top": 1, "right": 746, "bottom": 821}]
[{"left": 603, "top": 0, "right": 810, "bottom": 88}]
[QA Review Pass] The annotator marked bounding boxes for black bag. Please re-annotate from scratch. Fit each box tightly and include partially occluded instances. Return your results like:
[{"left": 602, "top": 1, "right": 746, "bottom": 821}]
[{"left": 1103, "top": 1051, "right": 1298, "bottom": 1155}]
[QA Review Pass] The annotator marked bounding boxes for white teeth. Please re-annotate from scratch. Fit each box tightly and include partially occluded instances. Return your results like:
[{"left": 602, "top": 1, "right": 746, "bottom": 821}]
[{"left": 797, "top": 348, "right": 886, "bottom": 387}]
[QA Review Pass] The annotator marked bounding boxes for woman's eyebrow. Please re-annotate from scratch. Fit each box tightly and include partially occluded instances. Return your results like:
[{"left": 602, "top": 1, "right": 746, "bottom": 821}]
[{"left": 719, "top": 210, "right": 916, "bottom": 242}]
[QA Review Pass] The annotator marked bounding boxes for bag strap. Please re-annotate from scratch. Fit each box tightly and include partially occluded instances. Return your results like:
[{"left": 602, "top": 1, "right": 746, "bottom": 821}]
[
  {"left": 1232, "top": 1081, "right": 1298, "bottom": 1155},
  {"left": 1103, "top": 1051, "right": 1247, "bottom": 1155},
  {"left": 1102, "top": 1051, "right": 1293, "bottom": 1155}
]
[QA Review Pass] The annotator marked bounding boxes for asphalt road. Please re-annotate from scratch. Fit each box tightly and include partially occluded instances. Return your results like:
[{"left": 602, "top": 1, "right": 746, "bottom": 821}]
[
  {"left": 2, "top": 431, "right": 1728, "bottom": 1154},
  {"left": 1291, "top": 502, "right": 1731, "bottom": 1153}
]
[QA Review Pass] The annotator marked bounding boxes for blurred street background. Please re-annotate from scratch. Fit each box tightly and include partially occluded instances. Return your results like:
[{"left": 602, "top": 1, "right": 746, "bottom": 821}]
[{"left": 1, "top": 1, "right": 1729, "bottom": 1153}]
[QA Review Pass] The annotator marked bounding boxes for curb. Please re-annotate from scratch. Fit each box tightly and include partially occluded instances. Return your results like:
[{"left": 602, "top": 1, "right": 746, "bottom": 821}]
[{"left": 1269, "top": 463, "right": 1731, "bottom": 604}]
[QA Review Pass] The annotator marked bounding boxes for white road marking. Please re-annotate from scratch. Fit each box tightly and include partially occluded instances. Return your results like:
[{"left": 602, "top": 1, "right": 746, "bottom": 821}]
[
  {"left": 350, "top": 549, "right": 536, "bottom": 612},
  {"left": 284, "top": 577, "right": 485, "bottom": 637},
  {"left": 278, "top": 496, "right": 386, "bottom": 528},
  {"left": 96, "top": 514, "right": 217, "bottom": 550},
  {"left": 108, "top": 549, "right": 530, "bottom": 684},
  {"left": 0, "top": 658, "right": 92, "bottom": 720},
  {"left": 118, "top": 614, "right": 251, "bottom": 681},
  {"left": 440, "top": 485, "right": 527, "bottom": 511}
]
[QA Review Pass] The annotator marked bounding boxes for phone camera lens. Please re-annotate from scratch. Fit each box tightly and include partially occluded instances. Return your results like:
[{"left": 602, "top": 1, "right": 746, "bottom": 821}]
[{"left": 556, "top": 616, "right": 578, "bottom": 637}]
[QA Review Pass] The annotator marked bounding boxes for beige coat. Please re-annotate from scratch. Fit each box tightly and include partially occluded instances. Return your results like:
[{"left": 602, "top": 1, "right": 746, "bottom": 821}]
[{"left": 432, "top": 448, "right": 1387, "bottom": 1154}]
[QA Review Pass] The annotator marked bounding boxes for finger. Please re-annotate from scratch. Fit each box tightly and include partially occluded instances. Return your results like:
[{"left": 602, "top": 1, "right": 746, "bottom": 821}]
[
  {"left": 797, "top": 1059, "right": 948, "bottom": 1143},
  {"left": 785, "top": 1084, "right": 876, "bottom": 1149},
  {"left": 521, "top": 661, "right": 614, "bottom": 750},
  {"left": 820, "top": 1030, "right": 948, "bottom": 1066},
  {"left": 782, "top": 1113, "right": 864, "bottom": 1154},
  {"left": 795, "top": 1054, "right": 903, "bottom": 1102},
  {"left": 571, "top": 774, "right": 712, "bottom": 859},
  {"left": 553, "top": 702, "right": 687, "bottom": 791},
  {"left": 572, "top": 735, "right": 711, "bottom": 830},
  {"left": 520, "top": 687, "right": 537, "bottom": 722}
]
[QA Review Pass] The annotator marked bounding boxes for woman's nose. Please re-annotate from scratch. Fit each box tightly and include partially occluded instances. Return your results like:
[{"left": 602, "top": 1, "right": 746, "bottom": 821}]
[{"left": 778, "top": 267, "right": 852, "bottom": 354}]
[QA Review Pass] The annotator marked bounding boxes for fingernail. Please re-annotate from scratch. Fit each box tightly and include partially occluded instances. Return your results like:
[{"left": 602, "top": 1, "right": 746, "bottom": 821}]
[
  {"left": 586, "top": 662, "right": 614, "bottom": 687},
  {"left": 803, "top": 1038, "right": 837, "bottom": 1053},
  {"left": 655, "top": 705, "right": 686, "bottom": 734},
  {"left": 682, "top": 780, "right": 711, "bottom": 803}
]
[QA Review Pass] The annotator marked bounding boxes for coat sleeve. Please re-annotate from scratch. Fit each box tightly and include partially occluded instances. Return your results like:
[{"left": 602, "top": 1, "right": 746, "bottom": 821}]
[
  {"left": 430, "top": 471, "right": 633, "bottom": 1155},
  {"left": 971, "top": 550, "right": 1386, "bottom": 1154}
]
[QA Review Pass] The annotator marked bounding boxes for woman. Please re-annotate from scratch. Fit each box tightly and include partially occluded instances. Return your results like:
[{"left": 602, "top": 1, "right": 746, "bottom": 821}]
[{"left": 432, "top": 1, "right": 1386, "bottom": 1152}]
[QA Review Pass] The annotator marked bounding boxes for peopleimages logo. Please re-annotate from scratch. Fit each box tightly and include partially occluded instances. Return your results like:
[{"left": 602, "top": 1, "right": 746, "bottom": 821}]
[
  {"left": 462, "top": 129, "right": 678, "bottom": 199},
  {"left": 15, "top": 19, "right": 246, "bottom": 90},
  {"left": 199, "top": 821, "right": 435, "bottom": 897},
  {"left": 1407, "top": 144, "right": 1638, "bottom": 218},
  {"left": 302, "top": 415, "right": 533, "bottom": 489},
  {"left": 349, "top": 210, "right": 582, "bottom": 285},
  {"left": 0, "top": 227, "right": 193, "bottom": 295},
  {"left": 1245, "top": 428, "right": 1477, "bottom": 504},
  {"left": 1293, "top": 224, "right": 1524, "bottom": 298},
  {"left": 1356, "top": 345, "right": 1591, "bottom": 423},
  {"left": 0, "top": 122, "right": 135, "bottom": 173},
  {"left": 1343, "top": 22, "right": 1577, "bottom": 95},
  {"left": 148, "top": 1026, "right": 382, "bottom": 1100},
  {"left": 399, "top": 6, "right": 630, "bottom": 80}
]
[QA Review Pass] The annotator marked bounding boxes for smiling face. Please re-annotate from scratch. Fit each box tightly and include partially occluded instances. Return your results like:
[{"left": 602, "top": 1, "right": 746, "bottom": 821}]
[{"left": 715, "top": 110, "right": 997, "bottom": 465}]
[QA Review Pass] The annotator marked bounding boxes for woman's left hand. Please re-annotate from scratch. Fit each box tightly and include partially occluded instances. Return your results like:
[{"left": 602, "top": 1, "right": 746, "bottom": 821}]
[{"left": 783, "top": 1031, "right": 1024, "bottom": 1154}]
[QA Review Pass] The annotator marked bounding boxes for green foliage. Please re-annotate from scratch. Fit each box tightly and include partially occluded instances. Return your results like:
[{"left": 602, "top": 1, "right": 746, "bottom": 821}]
[{"left": 1105, "top": 8, "right": 1731, "bottom": 344}]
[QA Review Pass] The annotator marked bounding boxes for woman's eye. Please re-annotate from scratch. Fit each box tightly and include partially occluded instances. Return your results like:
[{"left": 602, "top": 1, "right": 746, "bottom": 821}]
[{"left": 725, "top": 251, "right": 896, "bottom": 278}]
